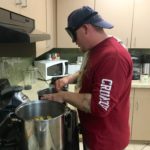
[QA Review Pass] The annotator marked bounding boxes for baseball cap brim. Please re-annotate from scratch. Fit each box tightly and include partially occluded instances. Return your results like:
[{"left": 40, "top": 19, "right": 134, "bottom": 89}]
[{"left": 93, "top": 20, "right": 113, "bottom": 29}]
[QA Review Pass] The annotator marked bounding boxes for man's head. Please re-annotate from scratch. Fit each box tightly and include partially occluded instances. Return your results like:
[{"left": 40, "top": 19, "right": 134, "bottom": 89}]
[{"left": 65, "top": 6, "right": 113, "bottom": 43}]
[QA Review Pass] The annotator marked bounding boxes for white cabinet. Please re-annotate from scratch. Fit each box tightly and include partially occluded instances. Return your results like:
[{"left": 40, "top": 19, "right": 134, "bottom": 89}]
[
  {"left": 131, "top": 88, "right": 150, "bottom": 141},
  {"left": 95, "top": 0, "right": 134, "bottom": 48},
  {"left": 131, "top": 0, "right": 150, "bottom": 48},
  {"left": 57, "top": 0, "right": 94, "bottom": 48},
  {"left": 20, "top": 0, "right": 47, "bottom": 31},
  {"left": 130, "top": 88, "right": 150, "bottom": 141},
  {"left": 45, "top": 0, "right": 57, "bottom": 55},
  {"left": 0, "top": 0, "right": 21, "bottom": 13},
  {"left": 57, "top": 0, "right": 150, "bottom": 49},
  {"left": 95, "top": 0, "right": 150, "bottom": 49}
]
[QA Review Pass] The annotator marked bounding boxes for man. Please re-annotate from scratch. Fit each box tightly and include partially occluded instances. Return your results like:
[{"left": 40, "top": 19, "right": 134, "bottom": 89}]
[{"left": 41, "top": 6, "right": 133, "bottom": 150}]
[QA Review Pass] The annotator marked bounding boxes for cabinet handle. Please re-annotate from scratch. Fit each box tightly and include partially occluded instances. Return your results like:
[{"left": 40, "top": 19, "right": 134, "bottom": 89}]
[{"left": 134, "top": 38, "right": 136, "bottom": 47}]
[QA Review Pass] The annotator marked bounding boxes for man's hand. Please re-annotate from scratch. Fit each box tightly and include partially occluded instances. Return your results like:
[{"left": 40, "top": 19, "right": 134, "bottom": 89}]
[
  {"left": 55, "top": 77, "right": 70, "bottom": 91},
  {"left": 40, "top": 92, "right": 65, "bottom": 103}
]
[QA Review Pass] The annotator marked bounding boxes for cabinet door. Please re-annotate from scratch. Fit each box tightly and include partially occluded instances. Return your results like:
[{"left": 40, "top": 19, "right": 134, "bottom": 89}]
[
  {"left": 131, "top": 88, "right": 150, "bottom": 140},
  {"left": 131, "top": 0, "right": 150, "bottom": 48},
  {"left": 57, "top": 0, "right": 94, "bottom": 48},
  {"left": 95, "top": 0, "right": 134, "bottom": 48},
  {"left": 21, "top": 0, "right": 46, "bottom": 31},
  {"left": 45, "top": 0, "right": 57, "bottom": 54},
  {"left": 0, "top": 0, "right": 21, "bottom": 13}
]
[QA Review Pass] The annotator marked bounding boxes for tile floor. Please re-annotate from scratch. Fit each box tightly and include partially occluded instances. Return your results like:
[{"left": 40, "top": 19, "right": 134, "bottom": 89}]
[
  {"left": 125, "top": 143, "right": 150, "bottom": 150},
  {"left": 79, "top": 142, "right": 150, "bottom": 150}
]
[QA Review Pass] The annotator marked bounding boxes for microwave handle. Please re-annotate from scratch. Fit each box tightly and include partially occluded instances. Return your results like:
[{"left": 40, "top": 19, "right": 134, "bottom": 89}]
[
  {"left": 63, "top": 62, "right": 68, "bottom": 75},
  {"left": 63, "top": 62, "right": 65, "bottom": 75}
]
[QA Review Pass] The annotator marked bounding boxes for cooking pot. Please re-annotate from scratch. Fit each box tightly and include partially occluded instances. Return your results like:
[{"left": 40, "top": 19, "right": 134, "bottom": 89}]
[{"left": 15, "top": 100, "right": 72, "bottom": 150}]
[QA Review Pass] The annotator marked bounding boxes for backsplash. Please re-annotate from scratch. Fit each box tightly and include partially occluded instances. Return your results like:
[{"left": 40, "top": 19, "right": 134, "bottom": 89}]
[
  {"left": 36, "top": 48, "right": 83, "bottom": 63},
  {"left": 2, "top": 48, "right": 147, "bottom": 85},
  {"left": 129, "top": 48, "right": 150, "bottom": 56},
  {"left": 0, "top": 57, "right": 33, "bottom": 85}
]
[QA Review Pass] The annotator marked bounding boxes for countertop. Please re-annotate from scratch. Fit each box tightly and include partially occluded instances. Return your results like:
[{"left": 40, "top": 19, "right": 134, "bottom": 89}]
[
  {"left": 132, "top": 80, "right": 150, "bottom": 88},
  {"left": 19, "top": 80, "right": 50, "bottom": 100},
  {"left": 21, "top": 80, "right": 150, "bottom": 101}
]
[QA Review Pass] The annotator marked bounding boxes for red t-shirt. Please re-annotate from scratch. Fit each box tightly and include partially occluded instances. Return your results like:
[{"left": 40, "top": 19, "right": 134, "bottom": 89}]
[{"left": 79, "top": 37, "right": 133, "bottom": 150}]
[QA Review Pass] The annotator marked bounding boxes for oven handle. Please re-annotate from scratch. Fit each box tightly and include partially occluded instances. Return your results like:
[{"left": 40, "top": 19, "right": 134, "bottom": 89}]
[
  {"left": 0, "top": 112, "right": 21, "bottom": 136},
  {"left": 64, "top": 107, "right": 79, "bottom": 150}
]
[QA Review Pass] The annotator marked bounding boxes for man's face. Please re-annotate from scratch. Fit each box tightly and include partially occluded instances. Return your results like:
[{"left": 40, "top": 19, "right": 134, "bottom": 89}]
[{"left": 75, "top": 25, "right": 89, "bottom": 53}]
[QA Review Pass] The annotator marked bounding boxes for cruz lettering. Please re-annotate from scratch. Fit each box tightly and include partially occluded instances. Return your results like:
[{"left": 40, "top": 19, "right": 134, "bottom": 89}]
[{"left": 99, "top": 79, "right": 113, "bottom": 111}]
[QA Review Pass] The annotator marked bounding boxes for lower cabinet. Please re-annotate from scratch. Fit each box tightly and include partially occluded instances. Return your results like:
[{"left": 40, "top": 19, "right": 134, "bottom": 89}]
[{"left": 130, "top": 88, "right": 150, "bottom": 141}]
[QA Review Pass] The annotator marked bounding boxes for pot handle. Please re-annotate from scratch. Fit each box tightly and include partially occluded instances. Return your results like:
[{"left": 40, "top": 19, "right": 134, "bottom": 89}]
[
  {"left": 0, "top": 112, "right": 14, "bottom": 136},
  {"left": 64, "top": 107, "right": 71, "bottom": 142},
  {"left": 0, "top": 112, "right": 21, "bottom": 127},
  {"left": 64, "top": 108, "right": 79, "bottom": 150}
]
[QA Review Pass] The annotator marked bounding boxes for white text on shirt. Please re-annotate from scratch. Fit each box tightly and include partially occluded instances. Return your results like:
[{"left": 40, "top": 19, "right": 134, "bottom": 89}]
[{"left": 99, "top": 79, "right": 113, "bottom": 111}]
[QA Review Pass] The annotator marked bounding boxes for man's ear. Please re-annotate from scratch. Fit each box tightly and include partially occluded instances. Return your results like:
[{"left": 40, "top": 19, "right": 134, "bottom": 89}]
[{"left": 82, "top": 24, "right": 89, "bottom": 34}]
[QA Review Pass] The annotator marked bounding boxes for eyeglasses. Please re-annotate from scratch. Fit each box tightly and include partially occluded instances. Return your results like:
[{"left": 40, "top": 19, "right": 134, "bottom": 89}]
[
  {"left": 65, "top": 12, "right": 98, "bottom": 42},
  {"left": 65, "top": 27, "right": 77, "bottom": 42}
]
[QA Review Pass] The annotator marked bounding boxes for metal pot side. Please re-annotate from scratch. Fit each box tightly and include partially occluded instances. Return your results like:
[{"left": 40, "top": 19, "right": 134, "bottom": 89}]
[{"left": 15, "top": 100, "right": 66, "bottom": 150}]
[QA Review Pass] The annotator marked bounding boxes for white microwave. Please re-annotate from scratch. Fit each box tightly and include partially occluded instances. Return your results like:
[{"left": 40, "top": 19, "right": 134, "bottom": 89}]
[{"left": 34, "top": 60, "right": 68, "bottom": 80}]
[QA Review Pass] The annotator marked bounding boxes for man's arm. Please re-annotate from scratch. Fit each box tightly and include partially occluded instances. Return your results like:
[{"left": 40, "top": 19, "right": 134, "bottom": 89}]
[{"left": 41, "top": 91, "right": 92, "bottom": 113}]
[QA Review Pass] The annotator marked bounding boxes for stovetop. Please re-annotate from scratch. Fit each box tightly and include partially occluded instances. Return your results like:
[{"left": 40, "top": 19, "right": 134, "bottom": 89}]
[{"left": 0, "top": 108, "right": 26, "bottom": 150}]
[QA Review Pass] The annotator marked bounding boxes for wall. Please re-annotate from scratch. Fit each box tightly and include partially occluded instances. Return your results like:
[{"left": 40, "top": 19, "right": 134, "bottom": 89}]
[{"left": 0, "top": 57, "right": 33, "bottom": 85}]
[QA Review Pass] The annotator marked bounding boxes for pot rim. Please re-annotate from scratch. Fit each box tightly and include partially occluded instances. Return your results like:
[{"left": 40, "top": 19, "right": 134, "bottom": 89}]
[{"left": 15, "top": 100, "right": 66, "bottom": 121}]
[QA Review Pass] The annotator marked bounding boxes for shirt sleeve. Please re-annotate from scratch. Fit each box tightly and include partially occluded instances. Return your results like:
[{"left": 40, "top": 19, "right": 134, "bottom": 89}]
[{"left": 91, "top": 54, "right": 129, "bottom": 117}]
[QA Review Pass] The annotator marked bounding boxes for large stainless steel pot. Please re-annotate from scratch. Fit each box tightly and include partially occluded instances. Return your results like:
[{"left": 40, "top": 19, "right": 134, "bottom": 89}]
[{"left": 15, "top": 100, "right": 67, "bottom": 150}]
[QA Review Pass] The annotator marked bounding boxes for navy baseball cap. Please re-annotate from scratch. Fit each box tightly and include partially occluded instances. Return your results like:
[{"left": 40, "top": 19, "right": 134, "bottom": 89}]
[{"left": 65, "top": 6, "right": 114, "bottom": 42}]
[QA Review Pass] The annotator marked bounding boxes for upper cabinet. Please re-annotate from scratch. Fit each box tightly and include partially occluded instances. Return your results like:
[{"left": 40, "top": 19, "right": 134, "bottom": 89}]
[
  {"left": 95, "top": 0, "right": 150, "bottom": 49},
  {"left": 0, "top": 0, "right": 21, "bottom": 13},
  {"left": 57, "top": 0, "right": 94, "bottom": 48},
  {"left": 95, "top": 0, "right": 134, "bottom": 48},
  {"left": 0, "top": 0, "right": 56, "bottom": 57},
  {"left": 131, "top": 0, "right": 150, "bottom": 48}
]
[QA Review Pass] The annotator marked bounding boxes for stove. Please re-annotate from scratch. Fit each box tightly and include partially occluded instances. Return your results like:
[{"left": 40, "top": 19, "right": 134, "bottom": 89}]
[
  {"left": 0, "top": 114, "right": 22, "bottom": 149},
  {"left": 0, "top": 78, "right": 80, "bottom": 150},
  {"left": 0, "top": 79, "right": 29, "bottom": 150}
]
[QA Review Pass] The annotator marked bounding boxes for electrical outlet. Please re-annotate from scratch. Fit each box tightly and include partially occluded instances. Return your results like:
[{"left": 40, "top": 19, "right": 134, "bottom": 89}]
[
  {"left": 15, "top": 0, "right": 22, "bottom": 5},
  {"left": 21, "top": 0, "right": 27, "bottom": 7}
]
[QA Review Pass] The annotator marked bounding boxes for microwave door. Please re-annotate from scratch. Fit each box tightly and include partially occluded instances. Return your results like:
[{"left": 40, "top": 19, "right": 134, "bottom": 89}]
[{"left": 47, "top": 63, "right": 62, "bottom": 77}]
